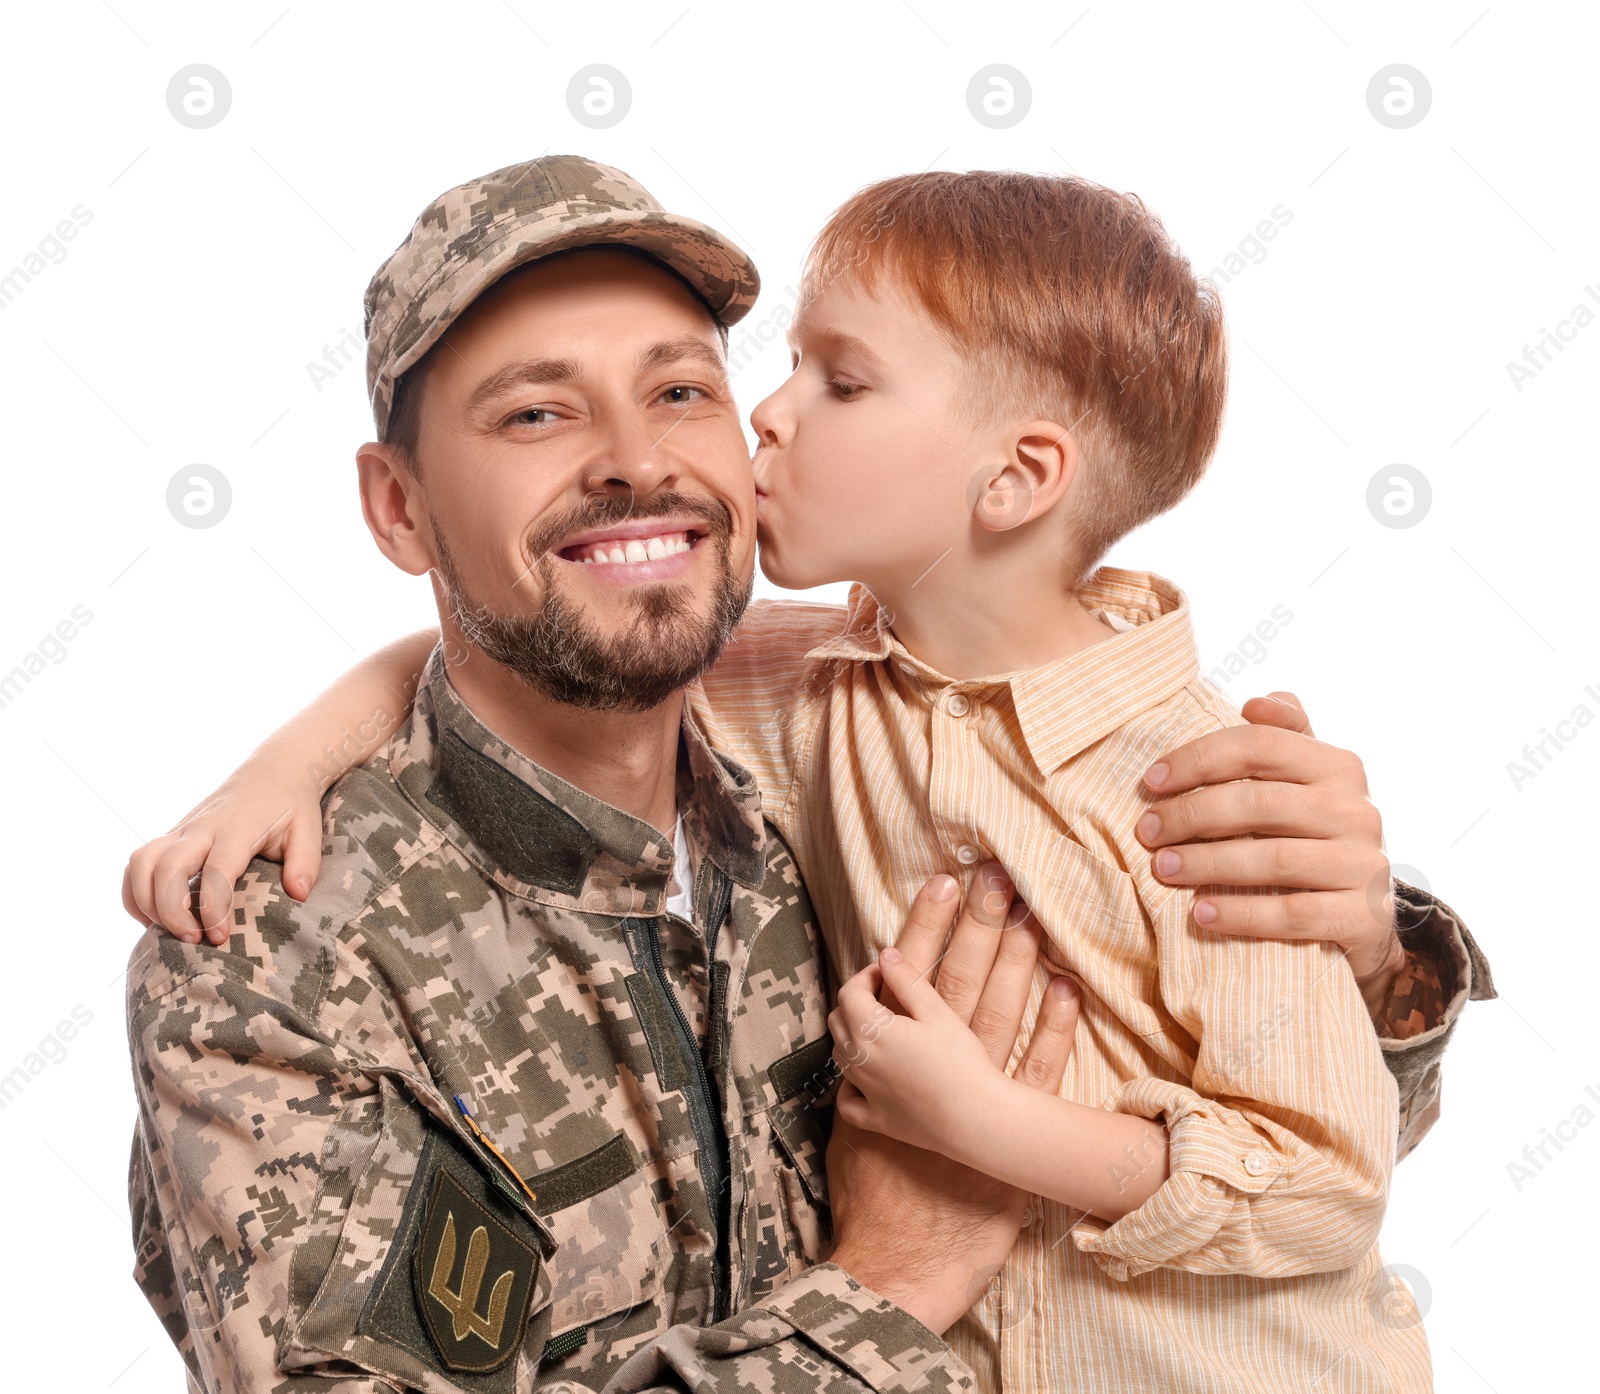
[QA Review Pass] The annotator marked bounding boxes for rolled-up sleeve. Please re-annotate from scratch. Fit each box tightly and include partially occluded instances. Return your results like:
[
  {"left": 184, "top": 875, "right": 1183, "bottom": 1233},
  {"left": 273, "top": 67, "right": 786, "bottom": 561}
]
[
  {"left": 1073, "top": 894, "right": 1397, "bottom": 1282},
  {"left": 1379, "top": 882, "right": 1497, "bottom": 1161}
]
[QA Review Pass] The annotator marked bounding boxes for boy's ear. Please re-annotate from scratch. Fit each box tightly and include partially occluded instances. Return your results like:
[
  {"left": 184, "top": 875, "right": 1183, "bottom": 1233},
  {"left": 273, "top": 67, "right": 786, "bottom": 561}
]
[
  {"left": 970, "top": 421, "right": 1081, "bottom": 533},
  {"left": 356, "top": 442, "right": 436, "bottom": 576}
]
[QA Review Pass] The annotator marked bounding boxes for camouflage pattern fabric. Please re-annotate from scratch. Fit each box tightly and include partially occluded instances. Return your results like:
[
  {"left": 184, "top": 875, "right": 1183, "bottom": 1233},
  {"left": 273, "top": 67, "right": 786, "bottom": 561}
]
[
  {"left": 363, "top": 155, "right": 760, "bottom": 437},
  {"left": 126, "top": 647, "right": 969, "bottom": 1393},
  {"left": 1383, "top": 881, "right": 1498, "bottom": 1162}
]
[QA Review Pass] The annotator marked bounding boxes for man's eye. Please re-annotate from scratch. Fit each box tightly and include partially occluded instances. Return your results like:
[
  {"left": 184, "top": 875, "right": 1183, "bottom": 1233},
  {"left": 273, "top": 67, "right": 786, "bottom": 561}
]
[
  {"left": 659, "top": 384, "right": 707, "bottom": 406},
  {"left": 509, "top": 406, "right": 559, "bottom": 426}
]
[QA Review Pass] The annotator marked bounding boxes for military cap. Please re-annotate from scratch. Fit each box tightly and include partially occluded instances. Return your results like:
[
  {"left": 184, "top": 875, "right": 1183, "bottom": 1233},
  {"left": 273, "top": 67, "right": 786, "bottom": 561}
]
[{"left": 363, "top": 154, "right": 760, "bottom": 435}]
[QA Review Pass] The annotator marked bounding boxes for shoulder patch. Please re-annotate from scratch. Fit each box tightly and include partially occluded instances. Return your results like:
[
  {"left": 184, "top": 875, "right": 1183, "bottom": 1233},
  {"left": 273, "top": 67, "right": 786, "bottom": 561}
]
[{"left": 361, "top": 1125, "right": 550, "bottom": 1390}]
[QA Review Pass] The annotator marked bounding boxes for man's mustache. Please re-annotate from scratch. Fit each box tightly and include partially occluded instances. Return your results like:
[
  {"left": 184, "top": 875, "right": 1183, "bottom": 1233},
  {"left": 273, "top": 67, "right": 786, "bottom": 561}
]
[{"left": 526, "top": 490, "right": 734, "bottom": 565}]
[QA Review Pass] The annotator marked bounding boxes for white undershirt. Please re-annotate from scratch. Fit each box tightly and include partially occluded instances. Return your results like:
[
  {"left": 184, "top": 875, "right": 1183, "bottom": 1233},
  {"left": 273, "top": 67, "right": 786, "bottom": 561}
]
[{"left": 665, "top": 812, "right": 694, "bottom": 922}]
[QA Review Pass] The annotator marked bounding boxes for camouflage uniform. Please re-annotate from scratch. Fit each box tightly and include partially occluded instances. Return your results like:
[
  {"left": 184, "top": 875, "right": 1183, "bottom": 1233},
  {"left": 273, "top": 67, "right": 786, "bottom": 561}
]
[
  {"left": 127, "top": 650, "right": 965, "bottom": 1393},
  {"left": 1383, "top": 885, "right": 1497, "bottom": 1160}
]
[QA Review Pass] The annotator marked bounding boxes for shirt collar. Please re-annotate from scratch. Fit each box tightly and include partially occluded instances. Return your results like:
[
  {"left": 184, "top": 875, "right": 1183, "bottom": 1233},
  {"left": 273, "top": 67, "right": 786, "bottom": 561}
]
[
  {"left": 391, "top": 648, "right": 767, "bottom": 916},
  {"left": 804, "top": 570, "right": 1201, "bottom": 776}
]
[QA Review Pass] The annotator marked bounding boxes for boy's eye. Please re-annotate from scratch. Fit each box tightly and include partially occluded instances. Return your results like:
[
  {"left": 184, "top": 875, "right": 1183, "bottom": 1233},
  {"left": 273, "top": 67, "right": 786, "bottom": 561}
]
[
  {"left": 659, "top": 384, "right": 706, "bottom": 405},
  {"left": 827, "top": 378, "right": 864, "bottom": 400}
]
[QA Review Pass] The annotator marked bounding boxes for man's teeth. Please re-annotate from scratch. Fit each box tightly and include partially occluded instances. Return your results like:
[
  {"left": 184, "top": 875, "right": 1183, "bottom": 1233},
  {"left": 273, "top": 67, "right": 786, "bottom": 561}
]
[{"left": 575, "top": 531, "right": 694, "bottom": 565}]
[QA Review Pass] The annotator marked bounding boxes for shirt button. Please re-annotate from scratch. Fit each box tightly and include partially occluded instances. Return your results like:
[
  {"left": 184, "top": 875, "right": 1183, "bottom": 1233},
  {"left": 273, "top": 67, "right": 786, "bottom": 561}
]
[
  {"left": 1243, "top": 1151, "right": 1269, "bottom": 1176},
  {"left": 945, "top": 693, "right": 970, "bottom": 717},
  {"left": 956, "top": 844, "right": 981, "bottom": 865}
]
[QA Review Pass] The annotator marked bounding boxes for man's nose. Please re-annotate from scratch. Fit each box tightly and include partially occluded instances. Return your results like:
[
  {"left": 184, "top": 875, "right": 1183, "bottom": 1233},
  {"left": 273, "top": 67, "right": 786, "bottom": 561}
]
[{"left": 584, "top": 405, "right": 679, "bottom": 501}]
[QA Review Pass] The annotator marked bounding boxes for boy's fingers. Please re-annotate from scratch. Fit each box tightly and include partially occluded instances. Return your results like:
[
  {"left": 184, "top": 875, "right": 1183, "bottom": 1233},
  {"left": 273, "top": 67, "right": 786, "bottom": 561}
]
[
  {"left": 884, "top": 874, "right": 960, "bottom": 1013},
  {"left": 126, "top": 839, "right": 174, "bottom": 927},
  {"left": 1013, "top": 977, "right": 1081, "bottom": 1094},
  {"left": 197, "top": 859, "right": 239, "bottom": 944},
  {"left": 151, "top": 842, "right": 209, "bottom": 942},
  {"left": 121, "top": 865, "right": 151, "bottom": 930},
  {"left": 835, "top": 1079, "right": 871, "bottom": 1127},
  {"left": 967, "top": 919, "right": 1044, "bottom": 1068},
  {"left": 1239, "top": 691, "right": 1315, "bottom": 737},
  {"left": 281, "top": 817, "right": 324, "bottom": 901},
  {"left": 833, "top": 966, "right": 882, "bottom": 1026},
  {"left": 877, "top": 948, "right": 953, "bottom": 1024},
  {"left": 933, "top": 862, "right": 1014, "bottom": 1026}
]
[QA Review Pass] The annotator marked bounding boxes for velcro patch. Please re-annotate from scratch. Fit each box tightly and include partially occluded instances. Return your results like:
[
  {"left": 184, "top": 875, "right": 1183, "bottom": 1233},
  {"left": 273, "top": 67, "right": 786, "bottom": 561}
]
[
  {"left": 415, "top": 1165, "right": 540, "bottom": 1373},
  {"left": 360, "top": 1125, "right": 550, "bottom": 1391}
]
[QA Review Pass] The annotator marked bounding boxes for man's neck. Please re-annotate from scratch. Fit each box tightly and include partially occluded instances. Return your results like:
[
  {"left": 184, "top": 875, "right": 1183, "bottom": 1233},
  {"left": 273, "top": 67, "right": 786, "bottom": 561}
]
[
  {"left": 875, "top": 549, "right": 1114, "bottom": 679},
  {"left": 439, "top": 623, "right": 683, "bottom": 839}
]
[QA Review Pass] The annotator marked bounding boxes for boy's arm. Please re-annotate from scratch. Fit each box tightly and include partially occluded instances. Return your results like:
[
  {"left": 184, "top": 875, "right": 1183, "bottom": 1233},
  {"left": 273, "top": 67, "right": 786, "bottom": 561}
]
[
  {"left": 1065, "top": 884, "right": 1400, "bottom": 1281},
  {"left": 1140, "top": 691, "right": 1496, "bottom": 1156},
  {"left": 836, "top": 888, "right": 1402, "bottom": 1279},
  {"left": 833, "top": 955, "right": 1172, "bottom": 1222},
  {"left": 122, "top": 627, "right": 438, "bottom": 941}
]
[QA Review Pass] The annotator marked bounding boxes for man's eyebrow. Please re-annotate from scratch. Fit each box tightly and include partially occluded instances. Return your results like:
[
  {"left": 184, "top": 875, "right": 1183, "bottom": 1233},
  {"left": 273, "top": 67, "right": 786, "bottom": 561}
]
[
  {"left": 636, "top": 336, "right": 728, "bottom": 376},
  {"left": 465, "top": 357, "right": 582, "bottom": 413}
]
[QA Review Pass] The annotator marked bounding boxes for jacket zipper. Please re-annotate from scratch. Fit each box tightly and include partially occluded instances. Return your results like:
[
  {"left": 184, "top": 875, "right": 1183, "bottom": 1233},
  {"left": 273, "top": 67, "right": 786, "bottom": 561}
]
[{"left": 650, "top": 906, "right": 732, "bottom": 1322}]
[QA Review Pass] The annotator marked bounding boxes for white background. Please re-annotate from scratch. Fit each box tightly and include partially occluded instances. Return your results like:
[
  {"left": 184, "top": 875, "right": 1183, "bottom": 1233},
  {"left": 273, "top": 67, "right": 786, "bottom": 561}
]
[{"left": 0, "top": 2, "right": 1592, "bottom": 1389}]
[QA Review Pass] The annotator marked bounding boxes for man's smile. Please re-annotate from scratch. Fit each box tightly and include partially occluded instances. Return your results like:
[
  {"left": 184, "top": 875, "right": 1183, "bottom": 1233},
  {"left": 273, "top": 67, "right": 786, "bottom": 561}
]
[{"left": 553, "top": 516, "right": 709, "bottom": 584}]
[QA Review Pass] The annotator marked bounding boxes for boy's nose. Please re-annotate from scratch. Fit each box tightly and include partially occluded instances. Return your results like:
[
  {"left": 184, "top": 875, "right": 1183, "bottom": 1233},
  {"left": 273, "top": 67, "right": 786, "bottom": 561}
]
[{"left": 748, "top": 388, "right": 788, "bottom": 448}]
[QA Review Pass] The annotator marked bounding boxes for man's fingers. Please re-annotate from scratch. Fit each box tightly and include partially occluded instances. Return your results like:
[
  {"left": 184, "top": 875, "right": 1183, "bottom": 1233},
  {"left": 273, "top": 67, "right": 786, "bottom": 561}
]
[
  {"left": 1144, "top": 723, "right": 1359, "bottom": 796},
  {"left": 1239, "top": 691, "right": 1315, "bottom": 738},
  {"left": 967, "top": 919, "right": 1043, "bottom": 1068},
  {"left": 1190, "top": 889, "right": 1374, "bottom": 941},
  {"left": 1012, "top": 977, "right": 1080, "bottom": 1094},
  {"left": 931, "top": 862, "right": 1014, "bottom": 1025},
  {"left": 1137, "top": 781, "right": 1377, "bottom": 849},
  {"left": 1149, "top": 837, "right": 1383, "bottom": 892}
]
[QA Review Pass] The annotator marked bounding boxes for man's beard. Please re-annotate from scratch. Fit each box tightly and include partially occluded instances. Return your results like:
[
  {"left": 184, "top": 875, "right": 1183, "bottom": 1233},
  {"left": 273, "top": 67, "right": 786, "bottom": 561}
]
[{"left": 433, "top": 491, "right": 751, "bottom": 713}]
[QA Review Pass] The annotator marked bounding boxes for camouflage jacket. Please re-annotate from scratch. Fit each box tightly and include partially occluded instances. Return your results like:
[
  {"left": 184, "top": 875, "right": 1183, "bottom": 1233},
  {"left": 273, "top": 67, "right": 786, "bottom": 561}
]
[{"left": 126, "top": 651, "right": 966, "bottom": 1394}]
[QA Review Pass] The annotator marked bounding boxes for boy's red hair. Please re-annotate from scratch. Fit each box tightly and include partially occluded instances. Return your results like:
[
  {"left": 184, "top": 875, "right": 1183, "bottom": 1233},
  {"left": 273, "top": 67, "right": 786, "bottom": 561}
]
[{"left": 802, "top": 171, "right": 1228, "bottom": 573}]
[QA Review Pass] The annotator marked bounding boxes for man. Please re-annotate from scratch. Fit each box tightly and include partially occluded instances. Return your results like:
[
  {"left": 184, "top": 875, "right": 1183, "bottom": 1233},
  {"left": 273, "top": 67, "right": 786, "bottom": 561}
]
[{"left": 125, "top": 157, "right": 1491, "bottom": 1392}]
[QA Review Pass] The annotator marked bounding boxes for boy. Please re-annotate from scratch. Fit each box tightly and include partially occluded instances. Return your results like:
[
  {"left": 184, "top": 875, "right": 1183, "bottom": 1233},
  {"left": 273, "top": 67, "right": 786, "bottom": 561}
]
[{"left": 127, "top": 170, "right": 1432, "bottom": 1390}]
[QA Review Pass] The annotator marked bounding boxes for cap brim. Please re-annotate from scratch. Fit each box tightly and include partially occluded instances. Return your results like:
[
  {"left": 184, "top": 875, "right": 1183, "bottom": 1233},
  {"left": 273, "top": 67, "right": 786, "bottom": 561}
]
[{"left": 386, "top": 207, "right": 760, "bottom": 392}]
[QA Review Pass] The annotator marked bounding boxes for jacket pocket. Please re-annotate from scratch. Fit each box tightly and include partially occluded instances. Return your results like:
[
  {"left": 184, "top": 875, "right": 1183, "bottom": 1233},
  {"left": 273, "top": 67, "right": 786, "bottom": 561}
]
[
  {"left": 286, "top": 1080, "right": 554, "bottom": 1394},
  {"left": 765, "top": 1034, "right": 835, "bottom": 1262},
  {"left": 533, "top": 1133, "right": 671, "bottom": 1343}
]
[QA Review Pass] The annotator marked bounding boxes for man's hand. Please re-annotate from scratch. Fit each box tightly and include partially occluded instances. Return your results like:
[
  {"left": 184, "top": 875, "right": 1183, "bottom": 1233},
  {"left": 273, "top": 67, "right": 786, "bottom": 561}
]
[
  {"left": 825, "top": 868, "right": 1080, "bottom": 1335},
  {"left": 1135, "top": 691, "right": 1405, "bottom": 1016}
]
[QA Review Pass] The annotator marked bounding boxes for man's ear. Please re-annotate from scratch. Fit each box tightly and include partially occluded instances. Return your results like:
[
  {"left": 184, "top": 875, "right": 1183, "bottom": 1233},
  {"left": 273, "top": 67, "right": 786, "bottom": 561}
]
[
  {"left": 356, "top": 442, "right": 436, "bottom": 576},
  {"left": 970, "top": 421, "right": 1081, "bottom": 533}
]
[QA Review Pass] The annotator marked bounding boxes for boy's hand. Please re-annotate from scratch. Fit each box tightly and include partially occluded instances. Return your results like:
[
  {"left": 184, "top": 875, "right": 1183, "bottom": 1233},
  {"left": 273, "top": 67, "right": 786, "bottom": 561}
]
[
  {"left": 832, "top": 949, "right": 1081, "bottom": 1158},
  {"left": 1135, "top": 691, "right": 1404, "bottom": 1011},
  {"left": 826, "top": 867, "right": 1081, "bottom": 1334},
  {"left": 122, "top": 773, "right": 326, "bottom": 945}
]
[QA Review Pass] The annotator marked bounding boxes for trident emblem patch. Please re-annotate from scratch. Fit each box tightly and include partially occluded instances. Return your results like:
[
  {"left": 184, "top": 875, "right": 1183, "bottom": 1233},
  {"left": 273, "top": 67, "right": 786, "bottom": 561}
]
[
  {"left": 414, "top": 1164, "right": 539, "bottom": 1373},
  {"left": 428, "top": 1209, "right": 516, "bottom": 1347}
]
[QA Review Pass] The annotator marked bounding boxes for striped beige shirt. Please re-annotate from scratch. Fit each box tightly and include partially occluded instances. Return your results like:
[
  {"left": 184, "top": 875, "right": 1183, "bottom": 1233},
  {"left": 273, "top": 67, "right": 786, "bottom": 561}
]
[{"left": 688, "top": 569, "right": 1431, "bottom": 1393}]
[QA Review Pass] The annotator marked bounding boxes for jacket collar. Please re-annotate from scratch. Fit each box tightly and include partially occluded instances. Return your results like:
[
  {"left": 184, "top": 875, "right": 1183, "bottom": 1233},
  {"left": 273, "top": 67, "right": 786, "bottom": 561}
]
[{"left": 391, "top": 649, "right": 767, "bottom": 916}]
